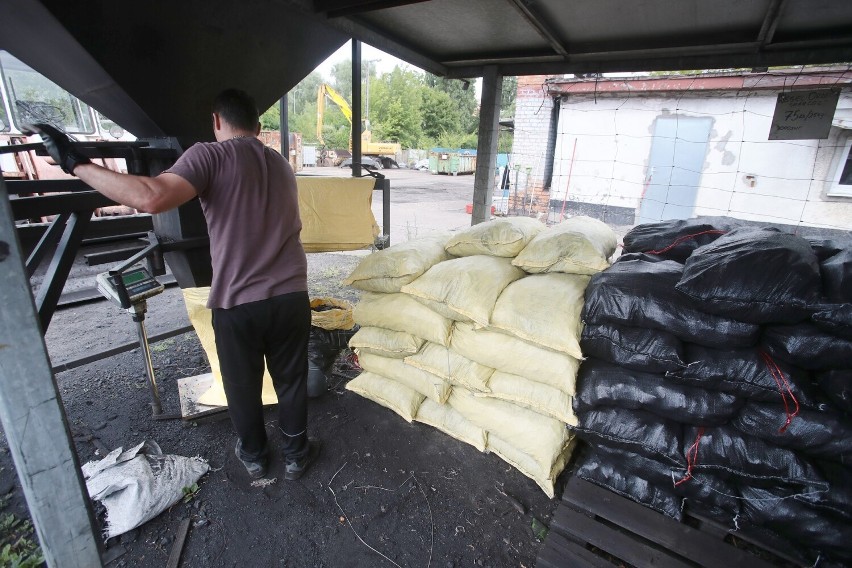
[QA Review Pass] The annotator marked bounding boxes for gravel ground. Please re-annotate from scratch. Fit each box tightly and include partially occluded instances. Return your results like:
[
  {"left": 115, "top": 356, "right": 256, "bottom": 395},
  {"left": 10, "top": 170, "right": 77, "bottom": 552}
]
[{"left": 2, "top": 168, "right": 565, "bottom": 567}]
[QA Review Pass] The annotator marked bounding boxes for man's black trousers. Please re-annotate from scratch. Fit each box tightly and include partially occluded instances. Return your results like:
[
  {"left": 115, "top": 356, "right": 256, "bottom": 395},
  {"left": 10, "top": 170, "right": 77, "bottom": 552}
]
[{"left": 212, "top": 290, "right": 311, "bottom": 462}]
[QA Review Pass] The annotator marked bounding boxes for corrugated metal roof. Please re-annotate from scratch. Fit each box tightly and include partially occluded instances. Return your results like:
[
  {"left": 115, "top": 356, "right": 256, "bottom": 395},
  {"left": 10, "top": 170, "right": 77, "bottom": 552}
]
[{"left": 1, "top": 0, "right": 851, "bottom": 143}]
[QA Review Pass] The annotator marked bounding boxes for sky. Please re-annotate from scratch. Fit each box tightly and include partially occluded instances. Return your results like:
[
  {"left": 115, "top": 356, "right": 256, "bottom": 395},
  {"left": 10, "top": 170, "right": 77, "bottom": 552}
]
[
  {"left": 313, "top": 41, "right": 415, "bottom": 80},
  {"left": 313, "top": 40, "right": 483, "bottom": 98}
]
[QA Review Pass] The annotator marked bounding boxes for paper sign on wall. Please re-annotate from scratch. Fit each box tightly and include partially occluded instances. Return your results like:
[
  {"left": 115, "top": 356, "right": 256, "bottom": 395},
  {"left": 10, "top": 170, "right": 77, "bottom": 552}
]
[{"left": 768, "top": 88, "right": 840, "bottom": 140}]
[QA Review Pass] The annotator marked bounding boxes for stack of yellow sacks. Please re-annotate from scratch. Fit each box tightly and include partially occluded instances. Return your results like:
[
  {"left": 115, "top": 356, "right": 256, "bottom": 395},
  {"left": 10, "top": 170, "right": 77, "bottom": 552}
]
[{"left": 343, "top": 216, "right": 617, "bottom": 497}]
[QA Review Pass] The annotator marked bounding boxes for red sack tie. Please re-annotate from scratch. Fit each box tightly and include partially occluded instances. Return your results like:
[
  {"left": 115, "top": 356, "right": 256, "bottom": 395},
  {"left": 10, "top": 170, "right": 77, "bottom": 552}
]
[
  {"left": 759, "top": 350, "right": 800, "bottom": 433},
  {"left": 645, "top": 230, "right": 727, "bottom": 256},
  {"left": 675, "top": 427, "right": 705, "bottom": 487}
]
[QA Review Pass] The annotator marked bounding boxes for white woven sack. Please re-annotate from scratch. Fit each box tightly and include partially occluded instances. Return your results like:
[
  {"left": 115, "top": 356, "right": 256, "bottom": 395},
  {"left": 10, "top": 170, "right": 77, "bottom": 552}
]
[
  {"left": 349, "top": 326, "right": 424, "bottom": 359},
  {"left": 451, "top": 322, "right": 580, "bottom": 395},
  {"left": 346, "top": 371, "right": 425, "bottom": 422},
  {"left": 489, "top": 273, "right": 589, "bottom": 359},
  {"left": 357, "top": 351, "right": 452, "bottom": 404},
  {"left": 512, "top": 215, "right": 617, "bottom": 275},
  {"left": 82, "top": 441, "right": 209, "bottom": 538},
  {"left": 445, "top": 217, "right": 544, "bottom": 257},
  {"left": 487, "top": 435, "right": 576, "bottom": 498},
  {"left": 481, "top": 370, "right": 577, "bottom": 425},
  {"left": 353, "top": 292, "right": 453, "bottom": 346},
  {"left": 447, "top": 388, "right": 571, "bottom": 475},
  {"left": 415, "top": 398, "right": 488, "bottom": 452},
  {"left": 343, "top": 233, "right": 452, "bottom": 293},
  {"left": 400, "top": 255, "right": 525, "bottom": 326},
  {"left": 404, "top": 342, "right": 495, "bottom": 392}
]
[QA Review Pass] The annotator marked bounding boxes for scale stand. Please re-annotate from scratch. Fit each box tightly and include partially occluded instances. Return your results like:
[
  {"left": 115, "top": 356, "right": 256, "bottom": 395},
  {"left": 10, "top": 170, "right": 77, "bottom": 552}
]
[
  {"left": 95, "top": 233, "right": 180, "bottom": 420},
  {"left": 129, "top": 300, "right": 163, "bottom": 417}
]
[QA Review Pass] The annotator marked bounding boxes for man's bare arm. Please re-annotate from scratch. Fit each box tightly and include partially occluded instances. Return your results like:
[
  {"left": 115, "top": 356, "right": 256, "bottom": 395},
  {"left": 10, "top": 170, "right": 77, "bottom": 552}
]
[{"left": 73, "top": 162, "right": 198, "bottom": 214}]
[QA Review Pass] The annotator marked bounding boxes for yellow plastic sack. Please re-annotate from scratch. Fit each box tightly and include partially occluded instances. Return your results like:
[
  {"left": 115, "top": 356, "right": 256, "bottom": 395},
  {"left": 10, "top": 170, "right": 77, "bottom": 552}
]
[
  {"left": 445, "top": 217, "right": 545, "bottom": 258},
  {"left": 400, "top": 255, "right": 525, "bottom": 327},
  {"left": 297, "top": 177, "right": 379, "bottom": 252},
  {"left": 489, "top": 273, "right": 590, "bottom": 359},
  {"left": 357, "top": 352, "right": 452, "bottom": 404},
  {"left": 487, "top": 435, "right": 576, "bottom": 499},
  {"left": 481, "top": 370, "right": 577, "bottom": 425},
  {"left": 346, "top": 371, "right": 425, "bottom": 423},
  {"left": 451, "top": 322, "right": 580, "bottom": 395},
  {"left": 353, "top": 292, "right": 453, "bottom": 347},
  {"left": 310, "top": 297, "right": 355, "bottom": 330},
  {"left": 447, "top": 388, "right": 571, "bottom": 476},
  {"left": 512, "top": 215, "right": 617, "bottom": 275},
  {"left": 343, "top": 233, "right": 453, "bottom": 293},
  {"left": 404, "top": 342, "right": 494, "bottom": 393},
  {"left": 181, "top": 287, "right": 278, "bottom": 407},
  {"left": 415, "top": 398, "right": 488, "bottom": 452},
  {"left": 348, "top": 326, "right": 424, "bottom": 359}
]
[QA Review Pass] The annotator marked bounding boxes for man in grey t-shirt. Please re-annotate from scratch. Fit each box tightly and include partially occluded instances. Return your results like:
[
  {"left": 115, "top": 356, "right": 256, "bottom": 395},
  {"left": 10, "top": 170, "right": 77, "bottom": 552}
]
[{"left": 28, "top": 89, "right": 320, "bottom": 481}]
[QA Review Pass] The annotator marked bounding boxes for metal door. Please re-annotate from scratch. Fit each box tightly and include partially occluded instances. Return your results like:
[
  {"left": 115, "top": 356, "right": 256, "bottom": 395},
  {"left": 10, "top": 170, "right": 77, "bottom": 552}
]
[{"left": 638, "top": 116, "right": 712, "bottom": 224}]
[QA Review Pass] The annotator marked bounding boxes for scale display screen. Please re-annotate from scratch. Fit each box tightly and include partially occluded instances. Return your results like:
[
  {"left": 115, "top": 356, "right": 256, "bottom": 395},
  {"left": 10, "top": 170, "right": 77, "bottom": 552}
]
[{"left": 122, "top": 270, "right": 147, "bottom": 285}]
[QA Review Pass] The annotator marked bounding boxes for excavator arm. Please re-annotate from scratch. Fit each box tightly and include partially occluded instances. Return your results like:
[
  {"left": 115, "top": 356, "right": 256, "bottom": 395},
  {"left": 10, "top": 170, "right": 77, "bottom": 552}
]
[{"left": 317, "top": 83, "right": 353, "bottom": 144}]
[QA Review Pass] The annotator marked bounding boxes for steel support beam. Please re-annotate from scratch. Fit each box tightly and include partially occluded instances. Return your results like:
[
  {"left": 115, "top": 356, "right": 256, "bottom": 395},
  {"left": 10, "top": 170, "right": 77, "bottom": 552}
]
[
  {"left": 352, "top": 40, "right": 363, "bottom": 177},
  {"left": 0, "top": 177, "right": 103, "bottom": 568},
  {"left": 472, "top": 66, "right": 502, "bottom": 226},
  {"left": 507, "top": 0, "right": 570, "bottom": 59},
  {"left": 35, "top": 210, "right": 92, "bottom": 331}
]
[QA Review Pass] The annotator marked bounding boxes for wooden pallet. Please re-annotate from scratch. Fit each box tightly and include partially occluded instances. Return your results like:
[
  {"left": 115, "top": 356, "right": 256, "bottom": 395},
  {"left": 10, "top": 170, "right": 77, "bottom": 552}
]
[{"left": 537, "top": 476, "right": 809, "bottom": 568}]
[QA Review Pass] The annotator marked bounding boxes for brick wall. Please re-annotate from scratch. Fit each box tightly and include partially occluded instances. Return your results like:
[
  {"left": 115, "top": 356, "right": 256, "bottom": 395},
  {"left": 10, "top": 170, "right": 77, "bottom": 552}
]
[{"left": 509, "top": 75, "right": 556, "bottom": 217}]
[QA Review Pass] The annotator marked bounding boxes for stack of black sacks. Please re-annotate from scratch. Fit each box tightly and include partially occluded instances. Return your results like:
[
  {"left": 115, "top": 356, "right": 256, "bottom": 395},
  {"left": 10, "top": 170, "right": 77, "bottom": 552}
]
[{"left": 570, "top": 217, "right": 852, "bottom": 565}]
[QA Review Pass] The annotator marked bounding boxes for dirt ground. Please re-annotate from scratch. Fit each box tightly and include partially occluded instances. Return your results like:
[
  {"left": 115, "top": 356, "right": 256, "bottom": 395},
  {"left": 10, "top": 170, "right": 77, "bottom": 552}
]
[{"left": 1, "top": 168, "right": 565, "bottom": 567}]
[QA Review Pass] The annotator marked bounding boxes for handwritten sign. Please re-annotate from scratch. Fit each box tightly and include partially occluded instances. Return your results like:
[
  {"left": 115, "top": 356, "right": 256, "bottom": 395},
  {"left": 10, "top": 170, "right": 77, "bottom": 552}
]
[{"left": 768, "top": 88, "right": 840, "bottom": 140}]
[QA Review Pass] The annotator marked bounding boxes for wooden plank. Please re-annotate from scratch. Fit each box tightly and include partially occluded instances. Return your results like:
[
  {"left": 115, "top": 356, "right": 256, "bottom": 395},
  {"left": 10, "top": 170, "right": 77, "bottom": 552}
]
[
  {"left": 0, "top": 178, "right": 103, "bottom": 566},
  {"left": 553, "top": 505, "right": 693, "bottom": 568},
  {"left": 165, "top": 518, "right": 191, "bottom": 568},
  {"left": 537, "top": 531, "right": 616, "bottom": 568},
  {"left": 562, "top": 476, "right": 776, "bottom": 568}
]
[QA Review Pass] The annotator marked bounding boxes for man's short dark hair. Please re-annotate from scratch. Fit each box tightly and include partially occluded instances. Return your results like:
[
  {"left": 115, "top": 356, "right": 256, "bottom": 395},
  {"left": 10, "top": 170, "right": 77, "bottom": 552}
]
[{"left": 212, "top": 89, "right": 259, "bottom": 131}]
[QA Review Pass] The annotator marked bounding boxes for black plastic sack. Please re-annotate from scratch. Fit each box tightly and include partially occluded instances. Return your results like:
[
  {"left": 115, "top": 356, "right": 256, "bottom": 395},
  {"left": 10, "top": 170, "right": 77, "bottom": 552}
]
[
  {"left": 622, "top": 216, "right": 742, "bottom": 262},
  {"left": 665, "top": 344, "right": 822, "bottom": 409},
  {"left": 820, "top": 248, "right": 852, "bottom": 303},
  {"left": 740, "top": 485, "right": 852, "bottom": 563},
  {"left": 574, "top": 448, "right": 683, "bottom": 519},
  {"left": 309, "top": 326, "right": 358, "bottom": 374},
  {"left": 308, "top": 325, "right": 359, "bottom": 397},
  {"left": 811, "top": 304, "right": 852, "bottom": 341},
  {"left": 676, "top": 228, "right": 821, "bottom": 324},
  {"left": 762, "top": 323, "right": 852, "bottom": 371},
  {"left": 796, "top": 460, "right": 852, "bottom": 521},
  {"left": 580, "top": 323, "right": 685, "bottom": 373},
  {"left": 571, "top": 406, "right": 685, "bottom": 467},
  {"left": 816, "top": 369, "right": 852, "bottom": 415},
  {"left": 592, "top": 444, "right": 740, "bottom": 525},
  {"left": 731, "top": 401, "right": 852, "bottom": 462},
  {"left": 574, "top": 358, "right": 740, "bottom": 425},
  {"left": 582, "top": 259, "right": 760, "bottom": 348},
  {"left": 684, "top": 425, "right": 828, "bottom": 490},
  {"left": 613, "top": 252, "right": 671, "bottom": 264},
  {"left": 808, "top": 238, "right": 847, "bottom": 262}
]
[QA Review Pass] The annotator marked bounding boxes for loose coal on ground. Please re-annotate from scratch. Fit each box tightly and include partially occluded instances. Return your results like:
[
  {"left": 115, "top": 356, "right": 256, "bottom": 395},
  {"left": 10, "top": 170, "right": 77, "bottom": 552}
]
[{"left": 1, "top": 250, "right": 561, "bottom": 567}]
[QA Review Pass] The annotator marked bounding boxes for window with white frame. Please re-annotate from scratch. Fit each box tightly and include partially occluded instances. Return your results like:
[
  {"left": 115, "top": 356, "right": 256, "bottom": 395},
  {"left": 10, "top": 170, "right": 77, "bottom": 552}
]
[{"left": 829, "top": 137, "right": 852, "bottom": 197}]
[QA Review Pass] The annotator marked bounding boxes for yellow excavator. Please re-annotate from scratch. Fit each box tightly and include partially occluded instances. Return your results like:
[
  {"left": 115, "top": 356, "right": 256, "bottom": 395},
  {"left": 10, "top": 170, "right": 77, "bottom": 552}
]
[{"left": 316, "top": 83, "right": 401, "bottom": 168}]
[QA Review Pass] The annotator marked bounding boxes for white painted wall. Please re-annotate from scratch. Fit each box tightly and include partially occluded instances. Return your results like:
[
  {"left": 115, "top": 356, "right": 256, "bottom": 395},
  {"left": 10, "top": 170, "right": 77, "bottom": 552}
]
[{"left": 546, "top": 89, "right": 852, "bottom": 231}]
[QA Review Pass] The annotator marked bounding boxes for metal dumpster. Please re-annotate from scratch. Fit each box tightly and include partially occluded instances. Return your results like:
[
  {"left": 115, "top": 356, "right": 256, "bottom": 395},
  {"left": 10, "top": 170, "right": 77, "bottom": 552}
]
[{"left": 429, "top": 148, "right": 477, "bottom": 175}]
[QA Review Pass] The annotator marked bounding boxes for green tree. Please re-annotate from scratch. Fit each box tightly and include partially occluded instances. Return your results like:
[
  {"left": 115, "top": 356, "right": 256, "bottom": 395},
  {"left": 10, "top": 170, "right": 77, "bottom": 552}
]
[
  {"left": 420, "top": 88, "right": 460, "bottom": 141},
  {"left": 366, "top": 67, "right": 423, "bottom": 148},
  {"left": 260, "top": 103, "right": 280, "bottom": 130},
  {"left": 424, "top": 74, "right": 479, "bottom": 134}
]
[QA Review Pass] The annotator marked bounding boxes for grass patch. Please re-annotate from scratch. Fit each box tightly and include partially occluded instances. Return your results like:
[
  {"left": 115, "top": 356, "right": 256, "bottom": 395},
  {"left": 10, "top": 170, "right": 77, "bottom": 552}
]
[{"left": 0, "top": 493, "right": 44, "bottom": 568}]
